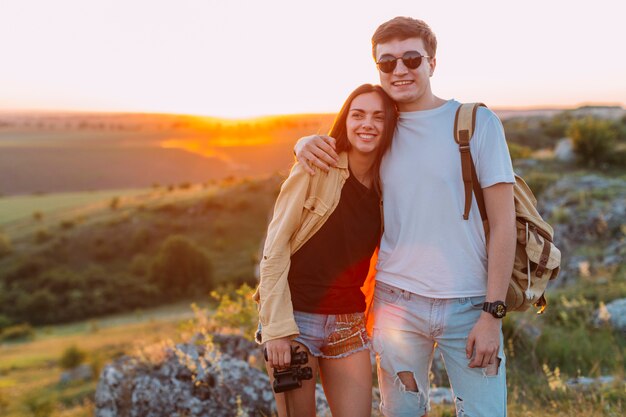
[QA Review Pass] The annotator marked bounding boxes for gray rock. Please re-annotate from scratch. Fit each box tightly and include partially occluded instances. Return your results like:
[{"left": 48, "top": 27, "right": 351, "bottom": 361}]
[
  {"left": 538, "top": 174, "right": 626, "bottom": 286},
  {"left": 566, "top": 375, "right": 617, "bottom": 389},
  {"left": 95, "top": 335, "right": 278, "bottom": 417},
  {"left": 430, "top": 387, "right": 454, "bottom": 404},
  {"left": 554, "top": 138, "right": 575, "bottom": 162},
  {"left": 594, "top": 298, "right": 626, "bottom": 332},
  {"left": 94, "top": 333, "right": 341, "bottom": 417},
  {"left": 59, "top": 363, "right": 94, "bottom": 385}
]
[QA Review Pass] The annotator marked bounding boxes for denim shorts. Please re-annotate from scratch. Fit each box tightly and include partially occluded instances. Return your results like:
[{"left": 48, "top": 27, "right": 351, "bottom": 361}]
[{"left": 257, "top": 310, "right": 371, "bottom": 359}]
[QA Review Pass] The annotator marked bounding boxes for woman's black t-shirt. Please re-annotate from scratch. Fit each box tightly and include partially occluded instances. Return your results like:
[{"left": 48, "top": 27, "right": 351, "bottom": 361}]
[{"left": 287, "top": 171, "right": 381, "bottom": 314}]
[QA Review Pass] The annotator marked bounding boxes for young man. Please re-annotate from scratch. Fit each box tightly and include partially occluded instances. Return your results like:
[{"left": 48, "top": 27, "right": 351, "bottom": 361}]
[{"left": 295, "top": 17, "right": 516, "bottom": 417}]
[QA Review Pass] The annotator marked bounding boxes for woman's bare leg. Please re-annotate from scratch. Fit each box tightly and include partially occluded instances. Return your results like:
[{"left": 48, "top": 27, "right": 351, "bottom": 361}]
[
  {"left": 265, "top": 341, "right": 319, "bottom": 417},
  {"left": 318, "top": 349, "right": 373, "bottom": 417}
]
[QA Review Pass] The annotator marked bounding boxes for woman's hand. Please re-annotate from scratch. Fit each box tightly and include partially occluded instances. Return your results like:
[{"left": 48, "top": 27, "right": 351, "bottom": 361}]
[{"left": 265, "top": 337, "right": 293, "bottom": 369}]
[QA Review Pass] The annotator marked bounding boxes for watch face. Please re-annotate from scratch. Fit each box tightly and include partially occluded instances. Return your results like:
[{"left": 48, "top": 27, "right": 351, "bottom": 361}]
[{"left": 494, "top": 304, "right": 506, "bottom": 318}]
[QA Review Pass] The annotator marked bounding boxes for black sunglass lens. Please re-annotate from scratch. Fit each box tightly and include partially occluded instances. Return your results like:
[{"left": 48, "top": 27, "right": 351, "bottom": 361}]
[
  {"left": 377, "top": 55, "right": 397, "bottom": 73},
  {"left": 402, "top": 51, "right": 423, "bottom": 69}
]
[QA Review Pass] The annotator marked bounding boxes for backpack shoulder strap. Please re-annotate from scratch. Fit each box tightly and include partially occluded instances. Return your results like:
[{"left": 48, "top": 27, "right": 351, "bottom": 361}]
[{"left": 454, "top": 103, "right": 487, "bottom": 221}]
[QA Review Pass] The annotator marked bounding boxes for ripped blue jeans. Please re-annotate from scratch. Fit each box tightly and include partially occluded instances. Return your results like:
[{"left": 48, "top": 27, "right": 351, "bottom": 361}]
[{"left": 372, "top": 281, "right": 507, "bottom": 417}]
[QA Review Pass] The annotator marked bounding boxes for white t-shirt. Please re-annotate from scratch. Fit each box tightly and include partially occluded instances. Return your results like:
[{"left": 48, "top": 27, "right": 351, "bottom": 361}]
[{"left": 376, "top": 99, "right": 515, "bottom": 298}]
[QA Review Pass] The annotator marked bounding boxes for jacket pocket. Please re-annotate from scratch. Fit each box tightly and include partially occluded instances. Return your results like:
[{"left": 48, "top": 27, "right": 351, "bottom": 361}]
[{"left": 293, "top": 196, "right": 329, "bottom": 244}]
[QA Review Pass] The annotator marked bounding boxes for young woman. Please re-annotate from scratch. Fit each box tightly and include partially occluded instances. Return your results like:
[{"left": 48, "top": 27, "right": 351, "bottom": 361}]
[{"left": 254, "top": 84, "right": 397, "bottom": 417}]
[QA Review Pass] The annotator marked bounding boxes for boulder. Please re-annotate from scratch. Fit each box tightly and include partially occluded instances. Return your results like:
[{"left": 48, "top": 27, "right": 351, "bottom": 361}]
[
  {"left": 94, "top": 333, "right": 332, "bottom": 417},
  {"left": 594, "top": 298, "right": 626, "bottom": 332},
  {"left": 59, "top": 363, "right": 94, "bottom": 385},
  {"left": 566, "top": 375, "right": 616, "bottom": 390},
  {"left": 554, "top": 138, "right": 575, "bottom": 162}
]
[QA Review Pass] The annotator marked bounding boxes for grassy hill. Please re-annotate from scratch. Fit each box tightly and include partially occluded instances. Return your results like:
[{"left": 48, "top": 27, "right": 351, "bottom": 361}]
[{"left": 0, "top": 174, "right": 283, "bottom": 326}]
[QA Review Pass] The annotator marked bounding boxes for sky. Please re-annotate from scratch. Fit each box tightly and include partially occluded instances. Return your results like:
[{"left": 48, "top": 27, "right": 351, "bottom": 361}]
[{"left": 1, "top": 0, "right": 624, "bottom": 118}]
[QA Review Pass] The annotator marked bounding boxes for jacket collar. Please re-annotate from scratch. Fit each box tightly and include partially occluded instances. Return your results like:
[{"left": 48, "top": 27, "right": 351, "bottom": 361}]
[{"left": 336, "top": 151, "right": 349, "bottom": 169}]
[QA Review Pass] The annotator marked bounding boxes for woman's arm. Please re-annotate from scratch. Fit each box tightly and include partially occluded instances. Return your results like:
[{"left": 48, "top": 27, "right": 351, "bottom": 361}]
[{"left": 256, "top": 162, "right": 313, "bottom": 365}]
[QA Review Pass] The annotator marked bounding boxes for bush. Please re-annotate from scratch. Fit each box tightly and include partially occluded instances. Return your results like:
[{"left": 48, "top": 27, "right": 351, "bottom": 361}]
[
  {"left": 0, "top": 390, "right": 7, "bottom": 414},
  {"left": 523, "top": 172, "right": 560, "bottom": 197},
  {"left": 503, "top": 118, "right": 553, "bottom": 149},
  {"left": 568, "top": 117, "right": 618, "bottom": 167},
  {"left": 541, "top": 111, "right": 575, "bottom": 139},
  {"left": 508, "top": 143, "right": 533, "bottom": 160},
  {"left": 210, "top": 284, "right": 257, "bottom": 339},
  {"left": 130, "top": 254, "right": 150, "bottom": 276},
  {"left": 35, "top": 228, "right": 51, "bottom": 244},
  {"left": 0, "top": 262, "right": 160, "bottom": 324},
  {"left": 59, "top": 345, "right": 87, "bottom": 369},
  {"left": 110, "top": 196, "right": 120, "bottom": 210},
  {"left": 0, "top": 233, "right": 12, "bottom": 257},
  {"left": 25, "top": 289, "right": 57, "bottom": 316},
  {"left": 131, "top": 228, "right": 153, "bottom": 252},
  {"left": 60, "top": 220, "right": 75, "bottom": 230},
  {"left": 0, "top": 314, "right": 12, "bottom": 331},
  {"left": 150, "top": 235, "right": 213, "bottom": 297},
  {"left": 534, "top": 325, "right": 621, "bottom": 375},
  {"left": 22, "top": 393, "right": 54, "bottom": 417},
  {"left": 0, "top": 256, "right": 52, "bottom": 287},
  {"left": 0, "top": 323, "right": 35, "bottom": 342}
]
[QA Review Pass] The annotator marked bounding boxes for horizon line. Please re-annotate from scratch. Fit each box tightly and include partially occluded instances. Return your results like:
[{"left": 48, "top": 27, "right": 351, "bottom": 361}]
[{"left": 0, "top": 101, "right": 624, "bottom": 120}]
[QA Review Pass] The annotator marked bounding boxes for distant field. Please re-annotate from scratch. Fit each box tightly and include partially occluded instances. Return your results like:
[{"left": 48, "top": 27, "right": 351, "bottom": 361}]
[
  {"left": 0, "top": 112, "right": 334, "bottom": 195},
  {"left": 0, "top": 188, "right": 149, "bottom": 225}
]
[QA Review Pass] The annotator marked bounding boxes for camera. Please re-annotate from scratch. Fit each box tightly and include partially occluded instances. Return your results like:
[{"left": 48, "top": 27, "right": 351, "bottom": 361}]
[{"left": 264, "top": 345, "right": 313, "bottom": 393}]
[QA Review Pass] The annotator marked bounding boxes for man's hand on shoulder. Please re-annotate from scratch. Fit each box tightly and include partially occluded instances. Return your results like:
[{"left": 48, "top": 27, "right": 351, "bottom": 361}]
[{"left": 294, "top": 135, "right": 339, "bottom": 175}]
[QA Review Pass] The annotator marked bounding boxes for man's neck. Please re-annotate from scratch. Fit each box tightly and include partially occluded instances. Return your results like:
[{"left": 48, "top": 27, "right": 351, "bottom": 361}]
[{"left": 399, "top": 94, "right": 447, "bottom": 112}]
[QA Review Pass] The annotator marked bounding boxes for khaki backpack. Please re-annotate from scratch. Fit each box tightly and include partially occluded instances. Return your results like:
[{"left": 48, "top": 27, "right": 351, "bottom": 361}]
[{"left": 454, "top": 103, "right": 561, "bottom": 313}]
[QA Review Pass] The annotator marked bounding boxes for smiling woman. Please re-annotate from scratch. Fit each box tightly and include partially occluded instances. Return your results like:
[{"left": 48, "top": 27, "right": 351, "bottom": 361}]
[{"left": 254, "top": 83, "right": 397, "bottom": 417}]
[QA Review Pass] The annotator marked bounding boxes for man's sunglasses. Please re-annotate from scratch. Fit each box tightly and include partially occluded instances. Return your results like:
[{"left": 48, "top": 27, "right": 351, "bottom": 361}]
[{"left": 376, "top": 51, "right": 431, "bottom": 73}]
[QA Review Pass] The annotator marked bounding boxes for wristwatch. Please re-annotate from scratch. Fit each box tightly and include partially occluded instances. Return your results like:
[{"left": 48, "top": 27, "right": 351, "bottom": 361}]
[{"left": 482, "top": 301, "right": 507, "bottom": 318}]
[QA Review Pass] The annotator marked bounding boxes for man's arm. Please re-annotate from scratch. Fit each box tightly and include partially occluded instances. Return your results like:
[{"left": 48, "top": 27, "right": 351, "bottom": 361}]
[
  {"left": 466, "top": 182, "right": 516, "bottom": 369},
  {"left": 294, "top": 135, "right": 339, "bottom": 175}
]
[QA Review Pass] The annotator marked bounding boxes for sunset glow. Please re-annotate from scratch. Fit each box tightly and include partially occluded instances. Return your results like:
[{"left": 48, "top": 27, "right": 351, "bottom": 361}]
[{"left": 1, "top": 0, "right": 624, "bottom": 118}]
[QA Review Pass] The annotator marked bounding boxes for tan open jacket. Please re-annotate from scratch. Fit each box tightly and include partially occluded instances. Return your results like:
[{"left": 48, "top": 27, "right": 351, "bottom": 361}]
[{"left": 253, "top": 152, "right": 351, "bottom": 344}]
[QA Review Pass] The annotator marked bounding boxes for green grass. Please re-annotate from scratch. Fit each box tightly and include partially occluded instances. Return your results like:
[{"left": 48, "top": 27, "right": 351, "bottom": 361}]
[{"left": 0, "top": 188, "right": 148, "bottom": 225}]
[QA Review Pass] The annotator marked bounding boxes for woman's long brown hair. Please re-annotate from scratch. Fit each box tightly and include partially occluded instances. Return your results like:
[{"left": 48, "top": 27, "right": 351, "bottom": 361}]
[{"left": 328, "top": 84, "right": 397, "bottom": 196}]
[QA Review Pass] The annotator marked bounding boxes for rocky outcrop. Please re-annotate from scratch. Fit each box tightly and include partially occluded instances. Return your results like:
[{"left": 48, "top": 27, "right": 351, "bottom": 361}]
[
  {"left": 96, "top": 333, "right": 465, "bottom": 416},
  {"left": 539, "top": 175, "right": 626, "bottom": 286},
  {"left": 95, "top": 334, "right": 274, "bottom": 417},
  {"left": 94, "top": 334, "right": 335, "bottom": 417}
]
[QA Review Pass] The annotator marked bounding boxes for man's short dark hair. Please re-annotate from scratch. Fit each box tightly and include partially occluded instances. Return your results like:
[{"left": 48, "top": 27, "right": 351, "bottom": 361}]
[{"left": 372, "top": 17, "right": 437, "bottom": 59}]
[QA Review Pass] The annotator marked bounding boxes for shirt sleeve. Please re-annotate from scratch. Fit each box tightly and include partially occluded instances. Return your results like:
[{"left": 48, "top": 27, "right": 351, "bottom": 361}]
[
  {"left": 472, "top": 108, "right": 515, "bottom": 188},
  {"left": 255, "top": 162, "right": 311, "bottom": 343}
]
